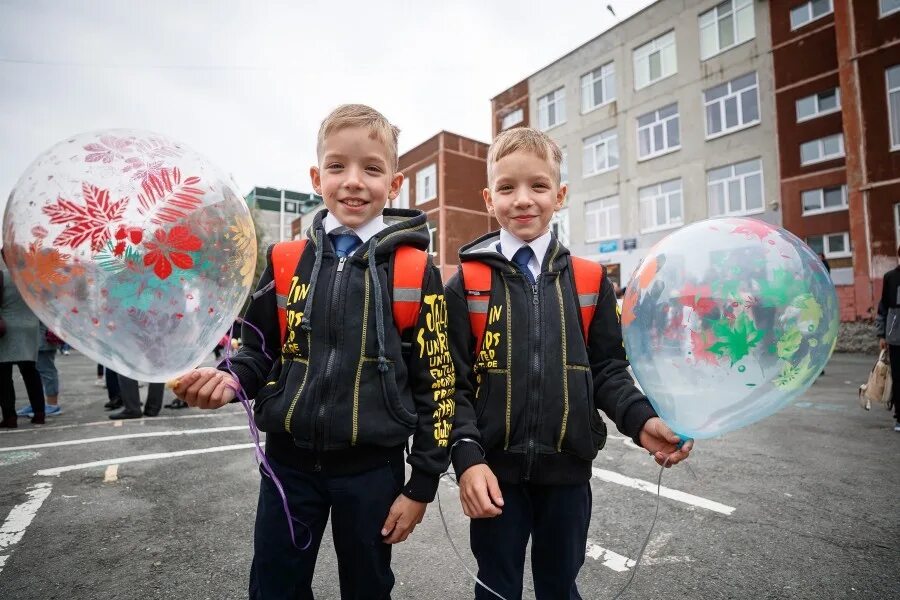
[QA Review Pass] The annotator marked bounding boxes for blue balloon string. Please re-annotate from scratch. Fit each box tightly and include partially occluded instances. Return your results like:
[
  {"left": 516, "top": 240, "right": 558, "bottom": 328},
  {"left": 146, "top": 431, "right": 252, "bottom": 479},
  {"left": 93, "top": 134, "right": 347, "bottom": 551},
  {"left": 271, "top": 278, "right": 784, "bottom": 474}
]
[{"left": 218, "top": 320, "right": 310, "bottom": 551}]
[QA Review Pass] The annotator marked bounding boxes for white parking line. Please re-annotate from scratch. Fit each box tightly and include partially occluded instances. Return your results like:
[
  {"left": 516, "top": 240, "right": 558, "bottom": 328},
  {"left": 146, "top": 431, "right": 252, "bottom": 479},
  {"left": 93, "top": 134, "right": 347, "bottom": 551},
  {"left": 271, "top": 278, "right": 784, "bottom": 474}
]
[
  {"left": 0, "top": 425, "right": 248, "bottom": 452},
  {"left": 0, "top": 482, "right": 53, "bottom": 575},
  {"left": 592, "top": 468, "right": 735, "bottom": 515},
  {"left": 35, "top": 443, "right": 255, "bottom": 477},
  {"left": 585, "top": 541, "right": 635, "bottom": 572}
]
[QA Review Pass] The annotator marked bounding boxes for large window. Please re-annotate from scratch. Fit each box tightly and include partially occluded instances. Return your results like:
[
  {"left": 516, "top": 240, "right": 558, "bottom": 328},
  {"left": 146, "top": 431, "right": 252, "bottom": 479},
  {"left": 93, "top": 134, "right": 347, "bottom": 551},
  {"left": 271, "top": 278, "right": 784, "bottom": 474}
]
[
  {"left": 639, "top": 179, "right": 683, "bottom": 233},
  {"left": 800, "top": 134, "right": 844, "bottom": 165},
  {"left": 704, "top": 72, "right": 760, "bottom": 138},
  {"left": 888, "top": 65, "right": 900, "bottom": 150},
  {"left": 395, "top": 179, "right": 409, "bottom": 209},
  {"left": 801, "top": 185, "right": 847, "bottom": 215},
  {"left": 416, "top": 164, "right": 436, "bottom": 204},
  {"left": 883, "top": 0, "right": 900, "bottom": 18},
  {"left": 551, "top": 208, "right": 570, "bottom": 245},
  {"left": 796, "top": 88, "right": 840, "bottom": 122},
  {"left": 707, "top": 158, "right": 763, "bottom": 217},
  {"left": 584, "top": 196, "right": 620, "bottom": 242},
  {"left": 790, "top": 0, "right": 833, "bottom": 30},
  {"left": 699, "top": 0, "right": 755, "bottom": 60},
  {"left": 582, "top": 129, "right": 619, "bottom": 177},
  {"left": 581, "top": 62, "right": 615, "bottom": 112},
  {"left": 637, "top": 103, "right": 680, "bottom": 160},
  {"left": 806, "top": 232, "right": 850, "bottom": 259},
  {"left": 560, "top": 147, "right": 568, "bottom": 185},
  {"left": 633, "top": 31, "right": 677, "bottom": 90},
  {"left": 538, "top": 87, "right": 566, "bottom": 130},
  {"left": 500, "top": 108, "right": 524, "bottom": 131}
]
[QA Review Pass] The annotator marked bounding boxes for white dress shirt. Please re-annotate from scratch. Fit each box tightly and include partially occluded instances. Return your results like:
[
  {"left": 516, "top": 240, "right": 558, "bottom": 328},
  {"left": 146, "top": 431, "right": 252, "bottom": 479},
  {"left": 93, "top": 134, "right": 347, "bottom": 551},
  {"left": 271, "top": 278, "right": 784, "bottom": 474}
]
[
  {"left": 323, "top": 212, "right": 386, "bottom": 244},
  {"left": 497, "top": 228, "right": 552, "bottom": 280}
]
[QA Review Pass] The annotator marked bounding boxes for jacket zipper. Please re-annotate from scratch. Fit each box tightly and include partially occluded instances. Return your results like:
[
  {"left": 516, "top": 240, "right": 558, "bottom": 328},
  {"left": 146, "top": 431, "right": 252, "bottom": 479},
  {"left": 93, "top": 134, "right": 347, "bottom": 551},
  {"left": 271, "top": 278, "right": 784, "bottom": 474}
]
[
  {"left": 314, "top": 255, "right": 347, "bottom": 457},
  {"left": 555, "top": 278, "right": 569, "bottom": 451},
  {"left": 524, "top": 277, "right": 540, "bottom": 480},
  {"left": 283, "top": 355, "right": 310, "bottom": 433},
  {"left": 351, "top": 269, "right": 371, "bottom": 445}
]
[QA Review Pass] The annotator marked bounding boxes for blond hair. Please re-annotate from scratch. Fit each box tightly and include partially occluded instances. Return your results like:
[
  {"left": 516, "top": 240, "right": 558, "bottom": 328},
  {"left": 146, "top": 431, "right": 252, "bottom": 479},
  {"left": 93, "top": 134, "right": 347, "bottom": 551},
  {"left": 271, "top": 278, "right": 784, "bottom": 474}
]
[
  {"left": 316, "top": 104, "right": 401, "bottom": 171},
  {"left": 487, "top": 127, "right": 563, "bottom": 185}
]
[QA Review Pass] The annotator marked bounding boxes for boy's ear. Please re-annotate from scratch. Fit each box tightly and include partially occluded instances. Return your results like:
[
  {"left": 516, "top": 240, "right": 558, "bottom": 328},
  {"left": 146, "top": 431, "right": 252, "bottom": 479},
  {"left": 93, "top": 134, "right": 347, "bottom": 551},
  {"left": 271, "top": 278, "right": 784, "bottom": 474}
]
[
  {"left": 482, "top": 187, "right": 494, "bottom": 214},
  {"left": 310, "top": 166, "right": 322, "bottom": 195},
  {"left": 555, "top": 183, "right": 568, "bottom": 211},
  {"left": 388, "top": 172, "right": 404, "bottom": 200}
]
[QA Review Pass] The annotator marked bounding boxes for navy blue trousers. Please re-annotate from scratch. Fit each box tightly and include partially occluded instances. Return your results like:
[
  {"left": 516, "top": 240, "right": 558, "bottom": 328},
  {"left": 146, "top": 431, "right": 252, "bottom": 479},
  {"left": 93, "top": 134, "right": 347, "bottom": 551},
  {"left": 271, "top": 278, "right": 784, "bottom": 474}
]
[
  {"left": 249, "top": 457, "right": 404, "bottom": 600},
  {"left": 470, "top": 481, "right": 591, "bottom": 600}
]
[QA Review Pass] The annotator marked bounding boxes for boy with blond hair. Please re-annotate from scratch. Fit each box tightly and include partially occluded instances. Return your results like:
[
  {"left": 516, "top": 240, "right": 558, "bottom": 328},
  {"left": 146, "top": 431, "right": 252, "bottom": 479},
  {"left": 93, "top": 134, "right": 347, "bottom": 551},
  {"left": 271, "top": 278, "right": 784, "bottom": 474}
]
[
  {"left": 175, "top": 104, "right": 454, "bottom": 599},
  {"left": 445, "top": 127, "right": 691, "bottom": 599}
]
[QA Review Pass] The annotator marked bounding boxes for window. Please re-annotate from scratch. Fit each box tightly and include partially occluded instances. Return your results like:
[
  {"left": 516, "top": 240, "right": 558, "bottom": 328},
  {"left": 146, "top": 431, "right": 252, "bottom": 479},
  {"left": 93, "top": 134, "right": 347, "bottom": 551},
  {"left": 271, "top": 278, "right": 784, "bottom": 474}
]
[
  {"left": 538, "top": 87, "right": 566, "bottom": 130},
  {"left": 560, "top": 147, "right": 568, "bottom": 185},
  {"left": 889, "top": 65, "right": 900, "bottom": 150},
  {"left": 501, "top": 108, "right": 524, "bottom": 130},
  {"left": 796, "top": 88, "right": 840, "bottom": 122},
  {"left": 395, "top": 179, "right": 409, "bottom": 209},
  {"left": 637, "top": 103, "right": 680, "bottom": 160},
  {"left": 551, "top": 208, "right": 570, "bottom": 245},
  {"left": 806, "top": 232, "right": 850, "bottom": 258},
  {"left": 801, "top": 184, "right": 847, "bottom": 215},
  {"left": 416, "top": 164, "right": 436, "bottom": 204},
  {"left": 633, "top": 31, "right": 677, "bottom": 90},
  {"left": 582, "top": 129, "right": 619, "bottom": 176},
  {"left": 707, "top": 158, "right": 764, "bottom": 217},
  {"left": 581, "top": 62, "right": 615, "bottom": 112},
  {"left": 882, "top": 0, "right": 900, "bottom": 17},
  {"left": 427, "top": 221, "right": 438, "bottom": 256},
  {"left": 790, "top": 0, "right": 833, "bottom": 30},
  {"left": 800, "top": 134, "right": 844, "bottom": 165},
  {"left": 639, "top": 179, "right": 683, "bottom": 232},
  {"left": 699, "top": 0, "right": 755, "bottom": 60},
  {"left": 285, "top": 201, "right": 296, "bottom": 212},
  {"left": 584, "top": 196, "right": 620, "bottom": 242},
  {"left": 704, "top": 72, "right": 760, "bottom": 138}
]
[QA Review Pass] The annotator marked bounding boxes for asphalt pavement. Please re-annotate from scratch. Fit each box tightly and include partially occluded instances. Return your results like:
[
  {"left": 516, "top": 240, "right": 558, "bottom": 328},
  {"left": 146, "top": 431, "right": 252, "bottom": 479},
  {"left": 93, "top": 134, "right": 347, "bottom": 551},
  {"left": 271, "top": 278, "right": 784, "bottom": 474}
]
[{"left": 0, "top": 351, "right": 897, "bottom": 599}]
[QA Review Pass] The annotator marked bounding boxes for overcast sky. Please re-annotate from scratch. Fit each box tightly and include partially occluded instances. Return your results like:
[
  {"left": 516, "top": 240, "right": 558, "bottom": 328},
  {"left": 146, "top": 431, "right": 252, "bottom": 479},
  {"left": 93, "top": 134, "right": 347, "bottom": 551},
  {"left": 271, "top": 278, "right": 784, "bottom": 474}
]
[{"left": 1, "top": 0, "right": 656, "bottom": 215}]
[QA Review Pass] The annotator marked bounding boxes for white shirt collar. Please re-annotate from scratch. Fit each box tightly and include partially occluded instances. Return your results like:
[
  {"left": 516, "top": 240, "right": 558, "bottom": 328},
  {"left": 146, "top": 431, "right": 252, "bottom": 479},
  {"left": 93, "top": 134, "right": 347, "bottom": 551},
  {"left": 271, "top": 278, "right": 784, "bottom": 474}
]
[
  {"left": 323, "top": 212, "right": 386, "bottom": 244},
  {"left": 498, "top": 228, "right": 553, "bottom": 276}
]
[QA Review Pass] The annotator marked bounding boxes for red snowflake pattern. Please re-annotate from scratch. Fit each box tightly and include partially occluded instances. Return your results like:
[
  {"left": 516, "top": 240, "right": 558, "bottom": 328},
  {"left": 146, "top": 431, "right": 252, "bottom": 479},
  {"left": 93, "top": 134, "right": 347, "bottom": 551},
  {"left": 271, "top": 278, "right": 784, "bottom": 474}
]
[
  {"left": 137, "top": 167, "right": 204, "bottom": 225},
  {"left": 42, "top": 182, "right": 127, "bottom": 251},
  {"left": 143, "top": 225, "right": 202, "bottom": 280}
]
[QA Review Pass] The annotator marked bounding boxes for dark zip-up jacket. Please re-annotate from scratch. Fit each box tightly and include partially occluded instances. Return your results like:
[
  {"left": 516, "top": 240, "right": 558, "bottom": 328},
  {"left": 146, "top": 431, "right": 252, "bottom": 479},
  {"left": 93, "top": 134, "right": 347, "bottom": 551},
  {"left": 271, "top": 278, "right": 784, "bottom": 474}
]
[
  {"left": 447, "top": 231, "right": 656, "bottom": 485},
  {"left": 877, "top": 265, "right": 900, "bottom": 344},
  {"left": 223, "top": 209, "right": 454, "bottom": 502}
]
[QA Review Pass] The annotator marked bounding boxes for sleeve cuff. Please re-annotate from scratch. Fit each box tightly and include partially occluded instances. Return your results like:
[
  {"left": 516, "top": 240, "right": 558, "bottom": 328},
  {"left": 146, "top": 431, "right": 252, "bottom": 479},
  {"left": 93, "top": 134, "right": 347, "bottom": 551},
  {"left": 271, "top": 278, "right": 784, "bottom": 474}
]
[
  {"left": 217, "top": 362, "right": 257, "bottom": 400},
  {"left": 402, "top": 468, "right": 439, "bottom": 503},
  {"left": 451, "top": 440, "right": 486, "bottom": 481},
  {"left": 623, "top": 399, "right": 658, "bottom": 447}
]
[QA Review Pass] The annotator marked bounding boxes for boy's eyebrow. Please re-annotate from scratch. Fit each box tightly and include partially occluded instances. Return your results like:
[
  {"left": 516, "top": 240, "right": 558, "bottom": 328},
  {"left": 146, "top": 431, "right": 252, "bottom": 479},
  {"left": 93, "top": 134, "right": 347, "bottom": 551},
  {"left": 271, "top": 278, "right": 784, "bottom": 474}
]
[{"left": 322, "top": 151, "right": 389, "bottom": 165}]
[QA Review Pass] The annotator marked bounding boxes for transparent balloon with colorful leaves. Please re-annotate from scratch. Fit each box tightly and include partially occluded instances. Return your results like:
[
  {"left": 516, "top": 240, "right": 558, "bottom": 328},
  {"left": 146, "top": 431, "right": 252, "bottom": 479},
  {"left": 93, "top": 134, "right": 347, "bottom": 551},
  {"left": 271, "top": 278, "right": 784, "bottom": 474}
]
[
  {"left": 621, "top": 217, "right": 839, "bottom": 440},
  {"left": 2, "top": 129, "right": 257, "bottom": 382}
]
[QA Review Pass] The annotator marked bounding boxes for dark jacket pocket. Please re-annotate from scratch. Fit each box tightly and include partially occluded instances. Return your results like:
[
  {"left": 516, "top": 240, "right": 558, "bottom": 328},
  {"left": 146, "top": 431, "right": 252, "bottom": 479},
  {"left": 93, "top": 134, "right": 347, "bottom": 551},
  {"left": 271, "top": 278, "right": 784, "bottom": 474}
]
[
  {"left": 475, "top": 369, "right": 510, "bottom": 453},
  {"left": 255, "top": 358, "right": 309, "bottom": 434},
  {"left": 559, "top": 367, "right": 606, "bottom": 460},
  {"left": 351, "top": 358, "right": 417, "bottom": 448}
]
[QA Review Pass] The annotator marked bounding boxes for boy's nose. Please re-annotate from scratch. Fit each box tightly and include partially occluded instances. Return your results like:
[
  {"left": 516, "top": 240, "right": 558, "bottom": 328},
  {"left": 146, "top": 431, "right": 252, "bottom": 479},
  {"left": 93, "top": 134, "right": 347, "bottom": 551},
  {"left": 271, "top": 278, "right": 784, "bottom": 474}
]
[{"left": 343, "top": 168, "right": 363, "bottom": 189}]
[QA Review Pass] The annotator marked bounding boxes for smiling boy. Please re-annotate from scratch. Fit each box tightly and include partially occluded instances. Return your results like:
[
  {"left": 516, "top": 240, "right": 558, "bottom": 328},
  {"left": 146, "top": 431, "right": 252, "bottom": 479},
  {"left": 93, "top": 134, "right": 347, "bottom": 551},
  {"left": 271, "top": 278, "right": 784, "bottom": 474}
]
[
  {"left": 174, "top": 104, "right": 454, "bottom": 599},
  {"left": 445, "top": 127, "right": 691, "bottom": 599}
]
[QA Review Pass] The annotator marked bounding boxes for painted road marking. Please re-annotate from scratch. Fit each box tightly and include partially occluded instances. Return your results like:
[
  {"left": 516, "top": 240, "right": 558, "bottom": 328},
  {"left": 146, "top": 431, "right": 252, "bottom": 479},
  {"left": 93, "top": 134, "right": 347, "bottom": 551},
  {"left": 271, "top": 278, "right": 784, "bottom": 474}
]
[
  {"left": 585, "top": 540, "right": 635, "bottom": 572},
  {"left": 592, "top": 468, "right": 735, "bottom": 515},
  {"left": 0, "top": 425, "right": 248, "bottom": 452},
  {"left": 35, "top": 443, "right": 255, "bottom": 477},
  {"left": 0, "top": 482, "right": 52, "bottom": 575},
  {"left": 103, "top": 465, "right": 118, "bottom": 483},
  {"left": 585, "top": 533, "right": 693, "bottom": 572},
  {"left": 0, "top": 409, "right": 245, "bottom": 436}
]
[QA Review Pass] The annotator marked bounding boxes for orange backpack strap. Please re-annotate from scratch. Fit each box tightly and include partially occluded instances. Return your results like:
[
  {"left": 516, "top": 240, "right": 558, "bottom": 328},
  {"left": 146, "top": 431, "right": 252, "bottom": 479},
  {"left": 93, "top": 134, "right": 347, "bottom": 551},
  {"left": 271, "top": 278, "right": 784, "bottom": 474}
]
[
  {"left": 570, "top": 256, "right": 604, "bottom": 343},
  {"left": 460, "top": 260, "right": 493, "bottom": 358},
  {"left": 272, "top": 240, "right": 308, "bottom": 345},
  {"left": 392, "top": 245, "right": 429, "bottom": 334}
]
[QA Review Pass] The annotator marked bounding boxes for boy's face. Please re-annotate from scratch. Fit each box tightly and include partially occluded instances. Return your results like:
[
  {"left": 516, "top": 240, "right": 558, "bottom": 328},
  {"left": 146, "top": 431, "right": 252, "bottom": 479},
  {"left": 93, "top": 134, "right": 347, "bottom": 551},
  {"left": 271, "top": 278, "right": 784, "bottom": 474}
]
[
  {"left": 484, "top": 150, "right": 566, "bottom": 243},
  {"left": 310, "top": 126, "right": 403, "bottom": 230}
]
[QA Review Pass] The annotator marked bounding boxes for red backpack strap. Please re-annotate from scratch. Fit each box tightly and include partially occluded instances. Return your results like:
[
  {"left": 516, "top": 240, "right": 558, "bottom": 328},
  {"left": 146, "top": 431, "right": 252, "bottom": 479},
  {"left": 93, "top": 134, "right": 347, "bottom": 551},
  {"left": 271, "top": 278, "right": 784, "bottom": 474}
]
[
  {"left": 570, "top": 256, "right": 604, "bottom": 343},
  {"left": 272, "top": 240, "right": 307, "bottom": 345},
  {"left": 460, "top": 260, "right": 493, "bottom": 358},
  {"left": 392, "top": 245, "right": 429, "bottom": 334}
]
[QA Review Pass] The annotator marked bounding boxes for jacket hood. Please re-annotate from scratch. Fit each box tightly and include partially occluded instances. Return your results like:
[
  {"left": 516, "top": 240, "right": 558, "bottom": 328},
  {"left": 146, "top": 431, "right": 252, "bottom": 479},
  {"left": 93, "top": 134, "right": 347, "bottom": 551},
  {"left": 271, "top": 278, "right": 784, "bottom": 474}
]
[
  {"left": 306, "top": 208, "right": 429, "bottom": 258},
  {"left": 458, "top": 229, "right": 571, "bottom": 273}
]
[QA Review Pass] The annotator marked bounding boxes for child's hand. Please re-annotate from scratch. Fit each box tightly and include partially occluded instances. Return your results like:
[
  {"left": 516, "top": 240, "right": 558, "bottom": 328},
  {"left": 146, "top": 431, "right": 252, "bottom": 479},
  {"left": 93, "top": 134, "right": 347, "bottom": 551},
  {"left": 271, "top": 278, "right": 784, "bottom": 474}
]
[
  {"left": 381, "top": 494, "right": 426, "bottom": 544},
  {"left": 638, "top": 417, "right": 693, "bottom": 467},
  {"left": 458, "top": 464, "right": 504, "bottom": 518},
  {"left": 172, "top": 367, "right": 237, "bottom": 409}
]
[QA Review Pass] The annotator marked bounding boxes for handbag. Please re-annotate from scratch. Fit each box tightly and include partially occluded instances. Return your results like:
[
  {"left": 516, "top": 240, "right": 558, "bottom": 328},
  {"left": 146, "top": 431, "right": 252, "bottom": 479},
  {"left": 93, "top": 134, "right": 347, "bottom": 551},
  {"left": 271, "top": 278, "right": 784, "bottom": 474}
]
[{"left": 859, "top": 349, "right": 892, "bottom": 410}]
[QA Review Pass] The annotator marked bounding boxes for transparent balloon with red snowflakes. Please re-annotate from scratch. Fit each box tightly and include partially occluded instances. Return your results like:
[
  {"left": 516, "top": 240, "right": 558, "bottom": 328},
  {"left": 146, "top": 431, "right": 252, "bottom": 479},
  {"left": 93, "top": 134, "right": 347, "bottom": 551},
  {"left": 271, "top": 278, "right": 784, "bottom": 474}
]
[{"left": 2, "top": 129, "right": 257, "bottom": 382}]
